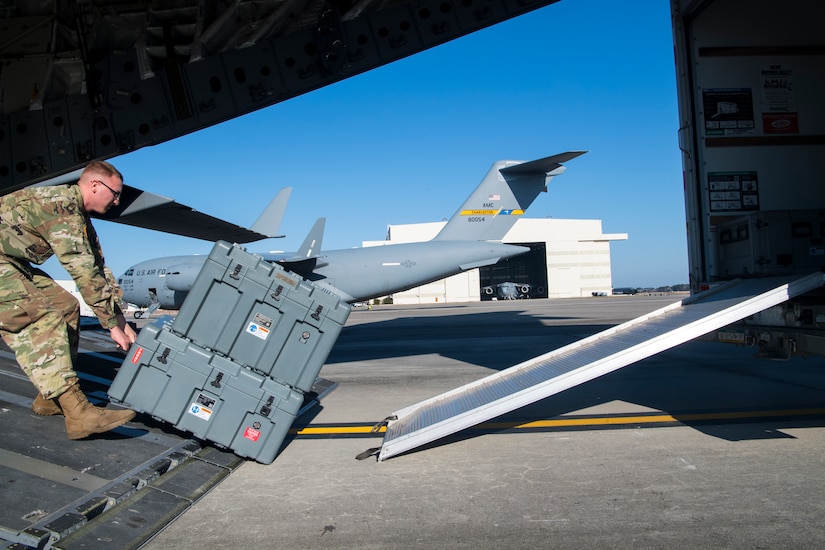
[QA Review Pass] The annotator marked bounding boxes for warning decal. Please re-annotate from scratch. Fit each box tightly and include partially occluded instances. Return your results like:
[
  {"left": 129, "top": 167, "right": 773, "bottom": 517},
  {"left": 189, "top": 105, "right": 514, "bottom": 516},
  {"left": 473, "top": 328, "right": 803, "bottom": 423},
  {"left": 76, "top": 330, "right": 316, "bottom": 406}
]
[
  {"left": 244, "top": 427, "right": 261, "bottom": 442},
  {"left": 188, "top": 403, "right": 213, "bottom": 421},
  {"left": 246, "top": 312, "right": 273, "bottom": 341},
  {"left": 246, "top": 322, "right": 270, "bottom": 340},
  {"left": 188, "top": 393, "right": 216, "bottom": 421}
]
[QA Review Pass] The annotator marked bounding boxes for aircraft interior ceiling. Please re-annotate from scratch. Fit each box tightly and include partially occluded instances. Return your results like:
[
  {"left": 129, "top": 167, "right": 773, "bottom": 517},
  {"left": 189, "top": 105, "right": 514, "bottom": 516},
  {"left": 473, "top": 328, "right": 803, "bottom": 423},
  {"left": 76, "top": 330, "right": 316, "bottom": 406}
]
[{"left": 0, "top": 0, "right": 559, "bottom": 192}]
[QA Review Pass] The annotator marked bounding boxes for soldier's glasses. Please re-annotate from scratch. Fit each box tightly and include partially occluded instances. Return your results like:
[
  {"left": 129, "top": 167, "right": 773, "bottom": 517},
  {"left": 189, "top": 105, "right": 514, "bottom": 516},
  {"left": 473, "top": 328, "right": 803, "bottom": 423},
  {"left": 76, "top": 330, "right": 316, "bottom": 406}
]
[{"left": 92, "top": 180, "right": 121, "bottom": 201}]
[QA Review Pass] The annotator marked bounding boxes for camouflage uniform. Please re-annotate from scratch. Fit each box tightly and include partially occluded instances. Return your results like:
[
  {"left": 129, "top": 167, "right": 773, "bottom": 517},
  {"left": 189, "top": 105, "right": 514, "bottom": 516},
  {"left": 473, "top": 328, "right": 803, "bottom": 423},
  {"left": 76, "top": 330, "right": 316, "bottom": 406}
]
[{"left": 0, "top": 184, "right": 123, "bottom": 399}]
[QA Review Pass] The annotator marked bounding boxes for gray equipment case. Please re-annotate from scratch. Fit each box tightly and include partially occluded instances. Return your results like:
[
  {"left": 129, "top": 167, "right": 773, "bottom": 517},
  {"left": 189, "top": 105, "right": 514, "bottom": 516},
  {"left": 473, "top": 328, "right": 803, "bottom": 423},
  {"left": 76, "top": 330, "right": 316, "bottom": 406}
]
[
  {"left": 109, "top": 317, "right": 304, "bottom": 464},
  {"left": 171, "top": 240, "right": 350, "bottom": 393},
  {"left": 109, "top": 242, "right": 351, "bottom": 464}
]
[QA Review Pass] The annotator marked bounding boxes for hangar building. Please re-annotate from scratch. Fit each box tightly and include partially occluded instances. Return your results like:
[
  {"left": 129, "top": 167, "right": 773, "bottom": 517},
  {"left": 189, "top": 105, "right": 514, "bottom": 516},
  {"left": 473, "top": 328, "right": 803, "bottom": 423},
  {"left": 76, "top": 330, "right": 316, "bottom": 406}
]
[{"left": 364, "top": 218, "right": 628, "bottom": 304}]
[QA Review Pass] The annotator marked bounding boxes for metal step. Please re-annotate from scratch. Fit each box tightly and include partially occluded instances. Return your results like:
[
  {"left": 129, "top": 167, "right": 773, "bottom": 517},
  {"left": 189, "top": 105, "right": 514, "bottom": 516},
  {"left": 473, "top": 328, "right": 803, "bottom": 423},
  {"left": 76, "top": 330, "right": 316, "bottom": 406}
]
[{"left": 377, "top": 272, "right": 825, "bottom": 461}]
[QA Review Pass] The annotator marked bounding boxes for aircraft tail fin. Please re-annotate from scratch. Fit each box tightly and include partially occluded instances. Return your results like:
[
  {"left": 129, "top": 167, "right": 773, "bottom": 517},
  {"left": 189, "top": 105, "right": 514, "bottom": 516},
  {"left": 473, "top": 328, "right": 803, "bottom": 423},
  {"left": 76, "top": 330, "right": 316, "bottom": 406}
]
[
  {"left": 277, "top": 217, "right": 326, "bottom": 275},
  {"left": 250, "top": 186, "right": 292, "bottom": 238},
  {"left": 433, "top": 151, "right": 587, "bottom": 241},
  {"left": 295, "top": 217, "right": 325, "bottom": 259}
]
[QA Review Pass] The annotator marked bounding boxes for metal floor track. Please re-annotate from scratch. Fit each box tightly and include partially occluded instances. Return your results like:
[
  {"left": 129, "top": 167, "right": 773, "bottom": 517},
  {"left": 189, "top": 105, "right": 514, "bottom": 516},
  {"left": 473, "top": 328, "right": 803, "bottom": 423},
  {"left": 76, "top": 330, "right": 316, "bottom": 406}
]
[
  {"left": 377, "top": 272, "right": 825, "bottom": 461},
  {"left": 0, "top": 320, "right": 333, "bottom": 550}
]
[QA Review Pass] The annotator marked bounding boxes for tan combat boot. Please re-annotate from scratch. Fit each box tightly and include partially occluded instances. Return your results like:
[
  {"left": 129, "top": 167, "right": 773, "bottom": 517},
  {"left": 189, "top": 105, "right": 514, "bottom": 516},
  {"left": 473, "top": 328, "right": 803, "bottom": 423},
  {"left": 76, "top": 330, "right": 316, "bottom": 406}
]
[
  {"left": 57, "top": 380, "right": 136, "bottom": 440},
  {"left": 32, "top": 393, "right": 63, "bottom": 416}
]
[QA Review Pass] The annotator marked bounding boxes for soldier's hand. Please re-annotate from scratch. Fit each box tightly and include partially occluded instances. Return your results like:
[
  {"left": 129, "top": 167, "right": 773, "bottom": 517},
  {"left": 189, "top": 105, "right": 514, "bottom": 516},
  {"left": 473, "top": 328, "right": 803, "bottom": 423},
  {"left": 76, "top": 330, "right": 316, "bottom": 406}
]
[
  {"left": 109, "top": 325, "right": 133, "bottom": 351},
  {"left": 110, "top": 314, "right": 137, "bottom": 351},
  {"left": 115, "top": 313, "right": 137, "bottom": 344},
  {"left": 122, "top": 322, "right": 137, "bottom": 344}
]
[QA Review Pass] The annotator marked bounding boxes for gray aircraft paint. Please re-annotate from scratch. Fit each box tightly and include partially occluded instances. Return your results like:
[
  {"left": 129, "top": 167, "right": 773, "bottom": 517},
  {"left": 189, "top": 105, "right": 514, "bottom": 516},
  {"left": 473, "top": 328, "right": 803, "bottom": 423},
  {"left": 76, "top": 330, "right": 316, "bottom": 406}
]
[{"left": 118, "top": 152, "right": 585, "bottom": 308}]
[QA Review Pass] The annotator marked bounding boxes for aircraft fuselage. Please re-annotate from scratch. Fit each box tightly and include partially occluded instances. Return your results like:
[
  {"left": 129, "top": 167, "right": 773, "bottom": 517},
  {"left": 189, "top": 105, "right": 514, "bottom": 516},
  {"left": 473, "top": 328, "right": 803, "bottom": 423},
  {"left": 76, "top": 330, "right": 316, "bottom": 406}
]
[{"left": 118, "top": 241, "right": 528, "bottom": 308}]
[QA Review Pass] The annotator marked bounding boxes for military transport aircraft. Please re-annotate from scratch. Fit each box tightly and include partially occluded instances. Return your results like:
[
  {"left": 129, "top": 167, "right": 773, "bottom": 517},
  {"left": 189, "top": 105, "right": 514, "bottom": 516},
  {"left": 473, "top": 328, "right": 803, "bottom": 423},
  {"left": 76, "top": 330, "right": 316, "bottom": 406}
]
[
  {"left": 482, "top": 281, "right": 533, "bottom": 300},
  {"left": 118, "top": 151, "right": 586, "bottom": 312}
]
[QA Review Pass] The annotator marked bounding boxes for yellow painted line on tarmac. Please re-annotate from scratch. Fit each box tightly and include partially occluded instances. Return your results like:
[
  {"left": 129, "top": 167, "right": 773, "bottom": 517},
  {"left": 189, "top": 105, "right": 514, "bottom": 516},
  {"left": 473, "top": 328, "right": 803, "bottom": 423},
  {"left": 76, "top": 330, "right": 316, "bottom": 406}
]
[
  {"left": 295, "top": 425, "right": 383, "bottom": 435},
  {"left": 494, "top": 408, "right": 825, "bottom": 430},
  {"left": 291, "top": 408, "right": 825, "bottom": 436}
]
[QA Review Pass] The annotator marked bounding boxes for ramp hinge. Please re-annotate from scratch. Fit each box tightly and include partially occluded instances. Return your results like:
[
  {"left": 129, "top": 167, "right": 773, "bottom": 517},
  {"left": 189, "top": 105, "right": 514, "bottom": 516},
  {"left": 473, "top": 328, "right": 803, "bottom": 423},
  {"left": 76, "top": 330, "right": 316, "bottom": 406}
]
[
  {"left": 371, "top": 415, "right": 397, "bottom": 433},
  {"left": 355, "top": 447, "right": 380, "bottom": 461}
]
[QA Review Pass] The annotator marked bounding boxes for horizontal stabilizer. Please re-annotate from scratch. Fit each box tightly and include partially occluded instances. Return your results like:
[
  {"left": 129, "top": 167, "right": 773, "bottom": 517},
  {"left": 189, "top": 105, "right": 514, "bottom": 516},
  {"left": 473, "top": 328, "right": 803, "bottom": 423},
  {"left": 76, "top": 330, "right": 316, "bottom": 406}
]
[
  {"left": 499, "top": 151, "right": 587, "bottom": 175},
  {"left": 458, "top": 257, "right": 507, "bottom": 270},
  {"left": 277, "top": 257, "right": 319, "bottom": 275}
]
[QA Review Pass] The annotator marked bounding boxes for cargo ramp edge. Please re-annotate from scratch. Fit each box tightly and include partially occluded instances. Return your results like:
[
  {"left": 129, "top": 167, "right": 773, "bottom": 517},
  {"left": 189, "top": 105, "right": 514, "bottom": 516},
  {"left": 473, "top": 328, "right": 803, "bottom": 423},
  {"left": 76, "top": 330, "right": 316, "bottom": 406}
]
[{"left": 376, "top": 272, "right": 825, "bottom": 461}]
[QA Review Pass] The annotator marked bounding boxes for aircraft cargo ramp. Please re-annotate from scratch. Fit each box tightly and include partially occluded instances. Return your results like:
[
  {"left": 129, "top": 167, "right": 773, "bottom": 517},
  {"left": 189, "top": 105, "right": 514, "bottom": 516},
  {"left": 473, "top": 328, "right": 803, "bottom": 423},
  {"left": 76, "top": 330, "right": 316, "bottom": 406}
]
[
  {"left": 377, "top": 272, "right": 825, "bottom": 461},
  {"left": 0, "top": 318, "right": 335, "bottom": 549}
]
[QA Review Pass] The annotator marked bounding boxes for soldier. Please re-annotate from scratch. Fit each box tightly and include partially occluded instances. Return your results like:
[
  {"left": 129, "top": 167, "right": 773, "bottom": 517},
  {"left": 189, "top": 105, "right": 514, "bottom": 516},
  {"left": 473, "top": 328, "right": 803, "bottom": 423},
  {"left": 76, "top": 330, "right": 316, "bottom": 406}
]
[{"left": 0, "top": 160, "right": 137, "bottom": 439}]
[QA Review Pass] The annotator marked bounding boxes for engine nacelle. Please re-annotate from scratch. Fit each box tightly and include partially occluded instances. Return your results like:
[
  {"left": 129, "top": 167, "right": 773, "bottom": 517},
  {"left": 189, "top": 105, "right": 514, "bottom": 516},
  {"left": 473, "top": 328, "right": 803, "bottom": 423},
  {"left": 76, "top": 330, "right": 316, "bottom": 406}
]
[{"left": 164, "top": 261, "right": 203, "bottom": 292}]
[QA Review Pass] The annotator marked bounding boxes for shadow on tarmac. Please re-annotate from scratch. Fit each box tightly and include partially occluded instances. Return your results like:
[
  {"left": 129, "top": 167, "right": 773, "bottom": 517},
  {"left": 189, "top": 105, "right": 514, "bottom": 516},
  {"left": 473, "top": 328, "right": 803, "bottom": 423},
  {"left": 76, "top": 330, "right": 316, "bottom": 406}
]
[
  {"left": 412, "top": 338, "right": 825, "bottom": 450},
  {"left": 330, "top": 309, "right": 608, "bottom": 370}
]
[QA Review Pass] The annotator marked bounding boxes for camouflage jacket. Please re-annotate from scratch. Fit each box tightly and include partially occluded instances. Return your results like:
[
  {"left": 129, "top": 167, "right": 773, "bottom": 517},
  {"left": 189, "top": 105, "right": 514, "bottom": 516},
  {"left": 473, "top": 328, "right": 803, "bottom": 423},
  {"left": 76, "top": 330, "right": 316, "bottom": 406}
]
[{"left": 0, "top": 184, "right": 122, "bottom": 329}]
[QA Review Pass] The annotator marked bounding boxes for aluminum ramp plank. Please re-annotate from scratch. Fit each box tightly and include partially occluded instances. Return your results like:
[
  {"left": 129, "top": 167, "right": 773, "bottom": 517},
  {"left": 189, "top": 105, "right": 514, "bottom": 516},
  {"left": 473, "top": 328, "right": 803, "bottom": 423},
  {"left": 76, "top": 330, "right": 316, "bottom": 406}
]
[{"left": 377, "top": 272, "right": 825, "bottom": 461}]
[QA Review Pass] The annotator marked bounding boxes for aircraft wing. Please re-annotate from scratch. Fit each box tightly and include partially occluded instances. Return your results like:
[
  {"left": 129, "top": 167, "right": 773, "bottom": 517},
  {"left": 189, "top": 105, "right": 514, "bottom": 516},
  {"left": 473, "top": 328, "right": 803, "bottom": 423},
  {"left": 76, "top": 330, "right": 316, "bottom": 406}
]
[{"left": 94, "top": 184, "right": 286, "bottom": 243}]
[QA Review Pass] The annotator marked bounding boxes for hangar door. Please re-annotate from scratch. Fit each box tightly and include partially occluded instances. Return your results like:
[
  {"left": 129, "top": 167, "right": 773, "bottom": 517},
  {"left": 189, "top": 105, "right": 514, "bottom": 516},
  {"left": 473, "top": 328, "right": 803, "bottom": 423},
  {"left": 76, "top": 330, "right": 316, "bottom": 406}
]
[{"left": 479, "top": 242, "right": 547, "bottom": 299}]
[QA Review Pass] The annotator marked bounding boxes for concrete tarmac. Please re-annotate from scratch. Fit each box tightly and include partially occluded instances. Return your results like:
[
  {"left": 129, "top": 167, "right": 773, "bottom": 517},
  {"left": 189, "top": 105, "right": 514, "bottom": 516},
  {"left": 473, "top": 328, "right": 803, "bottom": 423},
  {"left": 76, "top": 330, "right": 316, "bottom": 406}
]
[{"left": 141, "top": 295, "right": 825, "bottom": 549}]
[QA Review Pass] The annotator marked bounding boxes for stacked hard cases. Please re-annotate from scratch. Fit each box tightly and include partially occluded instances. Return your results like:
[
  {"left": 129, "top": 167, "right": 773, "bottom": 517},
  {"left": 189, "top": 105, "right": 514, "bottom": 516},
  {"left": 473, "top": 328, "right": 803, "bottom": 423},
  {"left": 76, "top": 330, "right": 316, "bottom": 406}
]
[{"left": 109, "top": 241, "right": 351, "bottom": 464}]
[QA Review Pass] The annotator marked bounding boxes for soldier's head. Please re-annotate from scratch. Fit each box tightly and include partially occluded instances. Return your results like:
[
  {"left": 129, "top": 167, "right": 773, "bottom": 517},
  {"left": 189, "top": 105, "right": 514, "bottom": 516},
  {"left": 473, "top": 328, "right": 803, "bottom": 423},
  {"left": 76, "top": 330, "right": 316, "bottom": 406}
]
[{"left": 78, "top": 161, "right": 124, "bottom": 214}]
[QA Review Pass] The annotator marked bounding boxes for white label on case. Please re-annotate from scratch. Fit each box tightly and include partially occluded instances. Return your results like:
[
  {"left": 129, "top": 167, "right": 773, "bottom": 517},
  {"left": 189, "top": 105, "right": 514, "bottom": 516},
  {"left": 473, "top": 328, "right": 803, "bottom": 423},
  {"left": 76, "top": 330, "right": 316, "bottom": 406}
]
[
  {"left": 246, "top": 322, "right": 270, "bottom": 340},
  {"left": 189, "top": 403, "right": 213, "bottom": 421}
]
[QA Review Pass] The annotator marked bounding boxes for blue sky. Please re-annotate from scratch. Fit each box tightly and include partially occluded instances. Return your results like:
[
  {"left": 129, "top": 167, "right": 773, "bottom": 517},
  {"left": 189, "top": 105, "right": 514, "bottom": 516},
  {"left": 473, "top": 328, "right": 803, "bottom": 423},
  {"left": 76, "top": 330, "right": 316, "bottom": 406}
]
[{"left": 62, "top": 0, "right": 687, "bottom": 288}]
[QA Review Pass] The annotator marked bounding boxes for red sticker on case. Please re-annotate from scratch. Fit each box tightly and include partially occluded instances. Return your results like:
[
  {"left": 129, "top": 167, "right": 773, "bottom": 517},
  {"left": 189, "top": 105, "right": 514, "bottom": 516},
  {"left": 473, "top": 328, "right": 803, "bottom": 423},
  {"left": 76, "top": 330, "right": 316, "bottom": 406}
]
[{"left": 244, "top": 427, "right": 261, "bottom": 442}]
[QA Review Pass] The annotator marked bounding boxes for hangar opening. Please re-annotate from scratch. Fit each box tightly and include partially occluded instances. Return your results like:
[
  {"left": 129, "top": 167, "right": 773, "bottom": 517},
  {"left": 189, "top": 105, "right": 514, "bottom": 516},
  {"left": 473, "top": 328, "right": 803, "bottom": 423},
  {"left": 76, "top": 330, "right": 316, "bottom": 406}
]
[
  {"left": 480, "top": 242, "right": 547, "bottom": 300},
  {"left": 371, "top": 217, "right": 627, "bottom": 304}
]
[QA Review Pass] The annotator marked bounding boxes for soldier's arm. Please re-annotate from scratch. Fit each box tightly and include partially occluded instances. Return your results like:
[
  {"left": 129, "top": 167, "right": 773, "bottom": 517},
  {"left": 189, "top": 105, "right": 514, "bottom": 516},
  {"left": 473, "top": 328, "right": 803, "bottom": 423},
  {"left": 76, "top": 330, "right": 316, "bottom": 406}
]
[{"left": 48, "top": 214, "right": 121, "bottom": 330}]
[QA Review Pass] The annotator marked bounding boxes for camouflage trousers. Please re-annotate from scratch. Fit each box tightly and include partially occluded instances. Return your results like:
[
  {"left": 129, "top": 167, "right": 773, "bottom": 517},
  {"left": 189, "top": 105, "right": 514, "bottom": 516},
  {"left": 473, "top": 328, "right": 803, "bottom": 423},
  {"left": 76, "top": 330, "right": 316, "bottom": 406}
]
[{"left": 0, "top": 259, "right": 80, "bottom": 399}]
